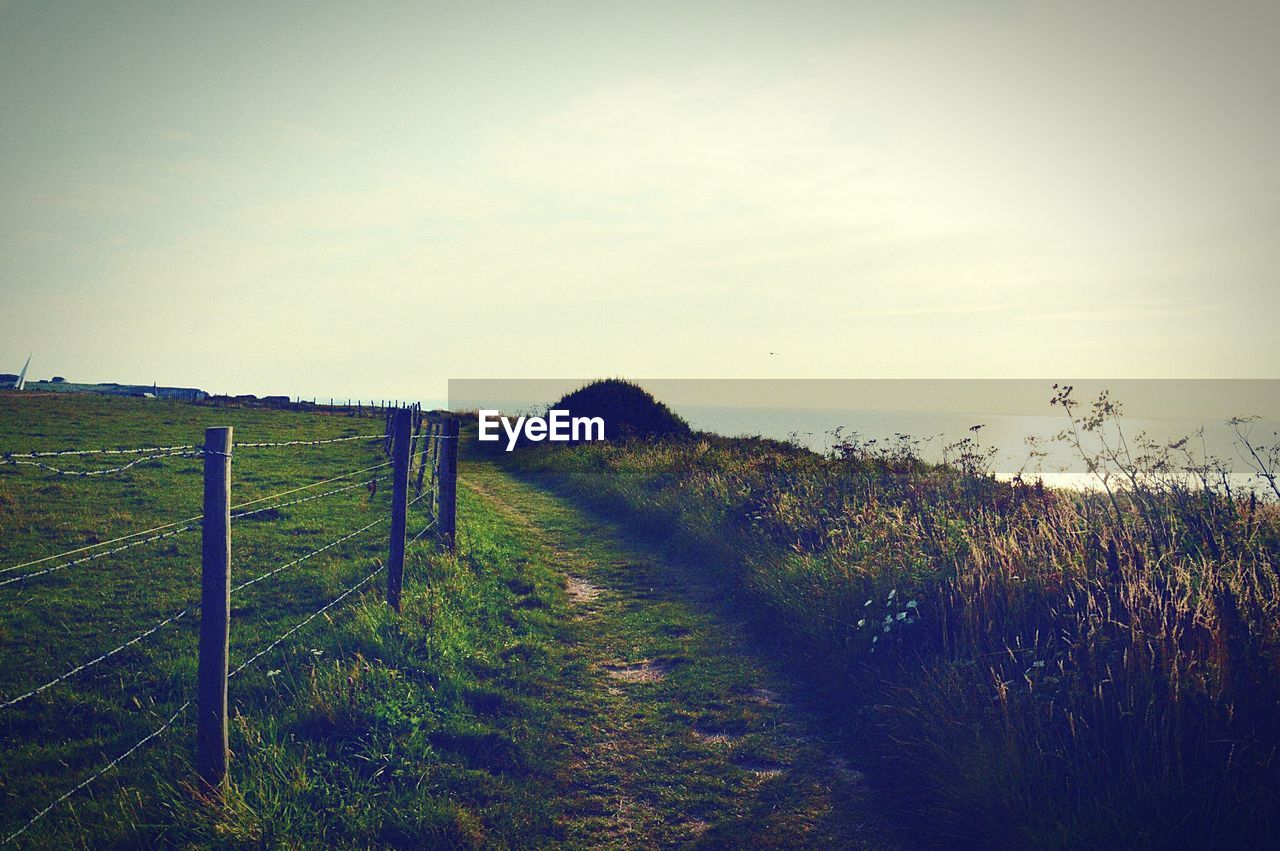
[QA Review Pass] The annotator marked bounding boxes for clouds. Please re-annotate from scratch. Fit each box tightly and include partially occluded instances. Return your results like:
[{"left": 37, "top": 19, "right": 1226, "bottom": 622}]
[{"left": 2, "top": 1, "right": 1278, "bottom": 395}]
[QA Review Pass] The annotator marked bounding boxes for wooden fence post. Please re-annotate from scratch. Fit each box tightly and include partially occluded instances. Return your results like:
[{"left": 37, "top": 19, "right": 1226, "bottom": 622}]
[
  {"left": 438, "top": 418, "right": 459, "bottom": 550},
  {"left": 415, "top": 420, "right": 433, "bottom": 496},
  {"left": 197, "top": 426, "right": 232, "bottom": 795},
  {"left": 387, "top": 408, "right": 411, "bottom": 611}
]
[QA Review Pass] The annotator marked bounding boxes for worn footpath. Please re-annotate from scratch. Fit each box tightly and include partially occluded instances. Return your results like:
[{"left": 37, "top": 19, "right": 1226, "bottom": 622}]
[{"left": 459, "top": 458, "right": 892, "bottom": 849}]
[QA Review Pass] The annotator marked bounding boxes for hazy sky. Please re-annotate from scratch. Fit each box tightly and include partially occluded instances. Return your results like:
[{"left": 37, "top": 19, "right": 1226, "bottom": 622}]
[{"left": 2, "top": 1, "right": 1277, "bottom": 400}]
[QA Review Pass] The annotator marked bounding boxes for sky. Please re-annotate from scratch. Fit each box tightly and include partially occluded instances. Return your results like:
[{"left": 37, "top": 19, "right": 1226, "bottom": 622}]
[{"left": 2, "top": 0, "right": 1278, "bottom": 402}]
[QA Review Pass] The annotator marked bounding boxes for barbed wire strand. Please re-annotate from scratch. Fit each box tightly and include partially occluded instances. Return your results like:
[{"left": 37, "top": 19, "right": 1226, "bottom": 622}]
[
  {"left": 1, "top": 461, "right": 393, "bottom": 580},
  {"left": 1, "top": 450, "right": 202, "bottom": 477},
  {"left": 408, "top": 517, "right": 439, "bottom": 546},
  {"left": 1, "top": 699, "right": 192, "bottom": 846},
  {"left": 229, "top": 563, "right": 385, "bottom": 680},
  {"left": 0, "top": 524, "right": 198, "bottom": 589},
  {"left": 4, "top": 482, "right": 434, "bottom": 700},
  {"left": 233, "top": 481, "right": 437, "bottom": 594},
  {"left": 0, "top": 609, "right": 192, "bottom": 711},
  {"left": 233, "top": 433, "right": 384, "bottom": 449},
  {"left": 1, "top": 427, "right": 441, "bottom": 461},
  {"left": 230, "top": 479, "right": 377, "bottom": 522},
  {"left": 227, "top": 460, "right": 393, "bottom": 512},
  {"left": 232, "top": 516, "right": 388, "bottom": 595},
  {"left": 1, "top": 481, "right": 435, "bottom": 701},
  {"left": 2, "top": 481, "right": 433, "bottom": 701},
  {"left": 1, "top": 515, "right": 201, "bottom": 576},
  {"left": 4, "top": 444, "right": 198, "bottom": 459}
]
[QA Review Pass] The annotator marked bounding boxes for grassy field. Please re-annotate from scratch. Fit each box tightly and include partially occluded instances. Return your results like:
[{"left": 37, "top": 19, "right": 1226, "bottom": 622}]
[
  {"left": 12, "top": 387, "right": 1276, "bottom": 847},
  {"left": 0, "top": 392, "right": 560, "bottom": 847},
  {"left": 0, "top": 391, "right": 891, "bottom": 848},
  {"left": 503, "top": 399, "right": 1280, "bottom": 849}
]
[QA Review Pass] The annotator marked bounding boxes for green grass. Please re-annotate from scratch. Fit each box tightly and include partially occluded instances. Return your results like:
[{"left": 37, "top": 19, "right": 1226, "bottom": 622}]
[
  {"left": 1, "top": 392, "right": 887, "bottom": 848},
  {"left": 455, "top": 461, "right": 886, "bottom": 849},
  {"left": 0, "top": 392, "right": 564, "bottom": 847},
  {"left": 504, "top": 421, "right": 1280, "bottom": 849}
]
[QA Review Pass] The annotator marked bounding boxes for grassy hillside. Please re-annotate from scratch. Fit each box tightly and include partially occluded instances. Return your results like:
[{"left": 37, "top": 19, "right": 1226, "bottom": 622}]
[
  {"left": 0, "top": 391, "right": 900, "bottom": 848},
  {"left": 0, "top": 392, "right": 572, "bottom": 847},
  {"left": 505, "top": 393, "right": 1280, "bottom": 848}
]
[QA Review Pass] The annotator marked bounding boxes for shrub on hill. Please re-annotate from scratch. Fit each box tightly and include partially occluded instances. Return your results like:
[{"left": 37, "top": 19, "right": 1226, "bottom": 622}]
[{"left": 552, "top": 379, "right": 693, "bottom": 443}]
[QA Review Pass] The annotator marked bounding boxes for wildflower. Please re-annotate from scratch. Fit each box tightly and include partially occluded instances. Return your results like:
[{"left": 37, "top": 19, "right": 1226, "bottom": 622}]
[
  {"left": 864, "top": 599, "right": 873, "bottom": 607},
  {"left": 267, "top": 669, "right": 282, "bottom": 678},
  {"left": 857, "top": 619, "right": 866, "bottom": 628},
  {"left": 896, "top": 612, "right": 908, "bottom": 621},
  {"left": 888, "top": 589, "right": 897, "bottom": 601},
  {"left": 906, "top": 600, "right": 918, "bottom": 609}
]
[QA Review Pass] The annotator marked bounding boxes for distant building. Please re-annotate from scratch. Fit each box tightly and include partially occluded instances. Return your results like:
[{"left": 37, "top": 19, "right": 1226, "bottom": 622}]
[{"left": 26, "top": 379, "right": 207, "bottom": 402}]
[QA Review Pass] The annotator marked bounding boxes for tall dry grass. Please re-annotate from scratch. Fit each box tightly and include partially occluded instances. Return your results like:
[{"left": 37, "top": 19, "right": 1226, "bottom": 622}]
[{"left": 514, "top": 388, "right": 1280, "bottom": 848}]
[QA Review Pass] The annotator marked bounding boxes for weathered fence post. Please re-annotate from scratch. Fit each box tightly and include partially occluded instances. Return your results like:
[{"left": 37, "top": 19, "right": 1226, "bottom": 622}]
[
  {"left": 197, "top": 426, "right": 232, "bottom": 795},
  {"left": 387, "top": 407, "right": 411, "bottom": 611},
  {"left": 415, "top": 420, "right": 433, "bottom": 495},
  {"left": 438, "top": 418, "right": 459, "bottom": 550}
]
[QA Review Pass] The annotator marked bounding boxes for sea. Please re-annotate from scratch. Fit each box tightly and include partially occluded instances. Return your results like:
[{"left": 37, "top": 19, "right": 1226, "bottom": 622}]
[
  {"left": 445, "top": 380, "right": 1280, "bottom": 495},
  {"left": 671, "top": 404, "right": 1279, "bottom": 494}
]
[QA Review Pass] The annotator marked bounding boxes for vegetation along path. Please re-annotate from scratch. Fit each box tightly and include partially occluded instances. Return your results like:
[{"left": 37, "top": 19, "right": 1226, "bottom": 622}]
[{"left": 458, "top": 456, "right": 891, "bottom": 849}]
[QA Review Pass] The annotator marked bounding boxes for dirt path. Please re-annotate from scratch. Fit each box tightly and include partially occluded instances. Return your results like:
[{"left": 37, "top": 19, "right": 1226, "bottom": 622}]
[{"left": 459, "top": 461, "right": 891, "bottom": 849}]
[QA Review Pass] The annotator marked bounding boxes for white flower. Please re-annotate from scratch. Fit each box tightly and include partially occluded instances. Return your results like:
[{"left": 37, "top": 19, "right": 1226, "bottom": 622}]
[
  {"left": 906, "top": 600, "right": 918, "bottom": 609},
  {"left": 896, "top": 612, "right": 908, "bottom": 621},
  {"left": 857, "top": 619, "right": 866, "bottom": 628},
  {"left": 267, "top": 669, "right": 282, "bottom": 678}
]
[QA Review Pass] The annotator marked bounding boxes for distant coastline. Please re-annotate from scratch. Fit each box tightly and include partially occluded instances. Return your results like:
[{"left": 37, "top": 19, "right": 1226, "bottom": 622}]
[{"left": 5, "top": 377, "right": 207, "bottom": 402}]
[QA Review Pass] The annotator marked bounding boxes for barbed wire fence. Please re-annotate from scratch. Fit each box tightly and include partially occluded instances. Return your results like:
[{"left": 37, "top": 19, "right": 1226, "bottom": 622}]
[{"left": 0, "top": 406, "right": 461, "bottom": 846}]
